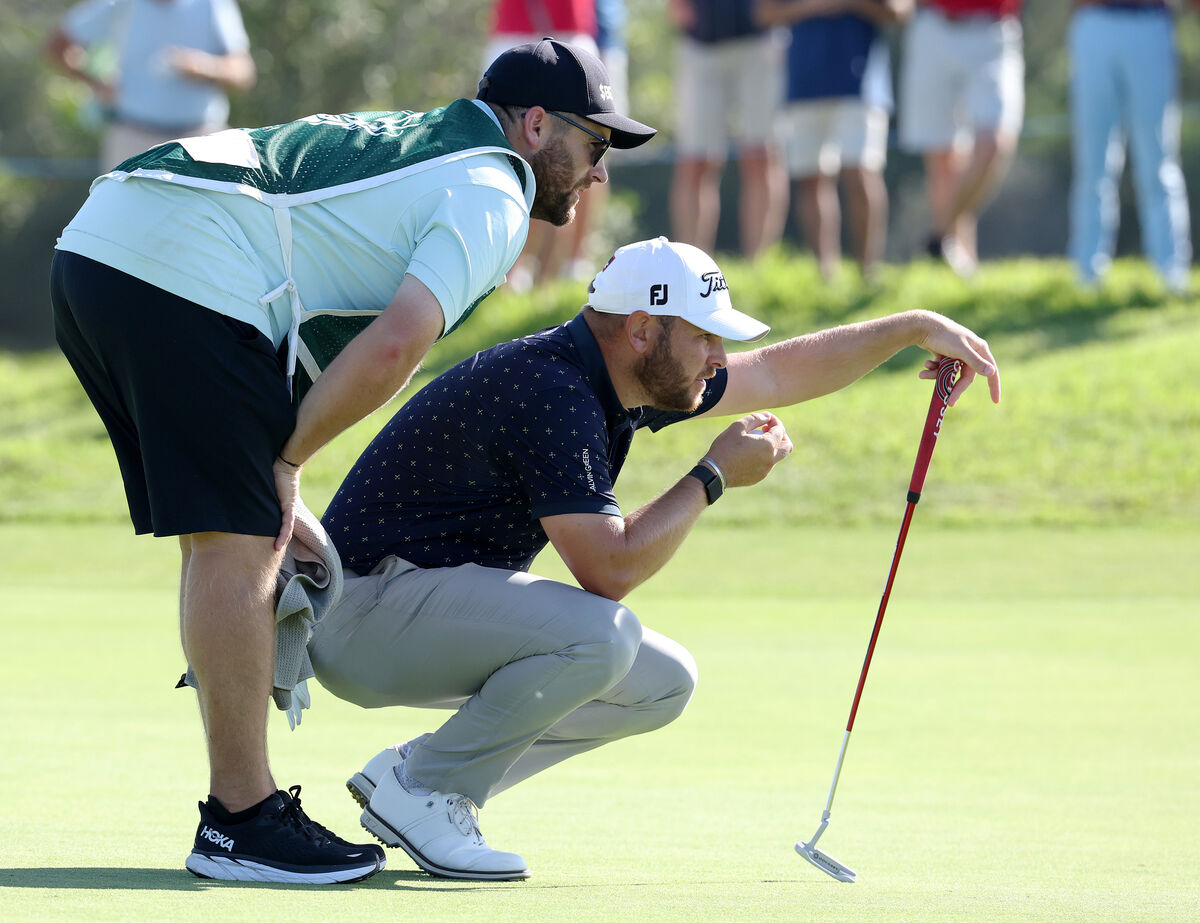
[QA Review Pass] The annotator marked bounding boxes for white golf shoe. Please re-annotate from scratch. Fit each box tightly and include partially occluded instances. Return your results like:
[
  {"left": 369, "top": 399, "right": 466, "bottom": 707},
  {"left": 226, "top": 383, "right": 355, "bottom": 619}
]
[
  {"left": 360, "top": 764, "right": 529, "bottom": 881},
  {"left": 346, "top": 734, "right": 432, "bottom": 807}
]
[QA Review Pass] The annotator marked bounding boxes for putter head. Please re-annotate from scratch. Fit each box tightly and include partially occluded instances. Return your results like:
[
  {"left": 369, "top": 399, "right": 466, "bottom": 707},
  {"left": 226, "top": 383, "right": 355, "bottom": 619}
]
[{"left": 795, "top": 840, "right": 856, "bottom": 883}]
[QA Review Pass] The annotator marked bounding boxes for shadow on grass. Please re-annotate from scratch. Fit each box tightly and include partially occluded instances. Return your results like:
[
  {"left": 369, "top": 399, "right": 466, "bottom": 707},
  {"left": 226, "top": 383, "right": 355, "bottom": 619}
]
[
  {"left": 0, "top": 867, "right": 431, "bottom": 891},
  {"left": 0, "top": 867, "right": 813, "bottom": 892}
]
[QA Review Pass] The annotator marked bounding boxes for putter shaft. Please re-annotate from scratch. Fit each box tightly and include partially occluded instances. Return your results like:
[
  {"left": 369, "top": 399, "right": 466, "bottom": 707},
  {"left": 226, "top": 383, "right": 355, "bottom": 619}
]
[{"left": 794, "top": 358, "right": 962, "bottom": 884}]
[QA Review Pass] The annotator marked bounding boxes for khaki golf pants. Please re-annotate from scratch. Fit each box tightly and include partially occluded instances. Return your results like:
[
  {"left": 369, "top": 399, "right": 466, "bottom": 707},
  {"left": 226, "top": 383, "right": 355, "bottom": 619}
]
[{"left": 308, "top": 555, "right": 698, "bottom": 806}]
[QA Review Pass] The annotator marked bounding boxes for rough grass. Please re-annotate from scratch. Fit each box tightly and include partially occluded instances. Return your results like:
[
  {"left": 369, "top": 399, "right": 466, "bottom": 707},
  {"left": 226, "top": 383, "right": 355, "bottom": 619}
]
[{"left": 4, "top": 253, "right": 1196, "bottom": 527}]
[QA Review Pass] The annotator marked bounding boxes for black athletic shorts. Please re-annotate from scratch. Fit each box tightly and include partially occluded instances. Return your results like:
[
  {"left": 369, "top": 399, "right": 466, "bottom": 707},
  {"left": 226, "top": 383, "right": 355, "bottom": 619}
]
[{"left": 50, "top": 250, "right": 297, "bottom": 537}]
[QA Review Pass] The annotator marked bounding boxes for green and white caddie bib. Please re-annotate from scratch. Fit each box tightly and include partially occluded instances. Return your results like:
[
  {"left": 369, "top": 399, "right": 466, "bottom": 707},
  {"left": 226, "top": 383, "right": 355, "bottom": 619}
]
[{"left": 103, "top": 99, "right": 532, "bottom": 401}]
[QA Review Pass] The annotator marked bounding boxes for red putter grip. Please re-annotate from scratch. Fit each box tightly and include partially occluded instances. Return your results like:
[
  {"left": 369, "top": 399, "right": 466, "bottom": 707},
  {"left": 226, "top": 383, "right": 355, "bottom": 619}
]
[{"left": 907, "top": 357, "right": 961, "bottom": 500}]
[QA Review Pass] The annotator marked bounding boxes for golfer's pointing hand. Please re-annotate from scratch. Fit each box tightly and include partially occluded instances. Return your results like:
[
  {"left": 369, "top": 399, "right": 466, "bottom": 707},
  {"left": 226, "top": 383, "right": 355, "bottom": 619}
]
[{"left": 707, "top": 412, "right": 793, "bottom": 489}]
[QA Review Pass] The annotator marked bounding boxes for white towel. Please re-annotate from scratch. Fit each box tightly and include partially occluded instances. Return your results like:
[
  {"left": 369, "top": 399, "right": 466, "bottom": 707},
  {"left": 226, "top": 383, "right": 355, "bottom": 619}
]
[{"left": 180, "top": 498, "right": 343, "bottom": 729}]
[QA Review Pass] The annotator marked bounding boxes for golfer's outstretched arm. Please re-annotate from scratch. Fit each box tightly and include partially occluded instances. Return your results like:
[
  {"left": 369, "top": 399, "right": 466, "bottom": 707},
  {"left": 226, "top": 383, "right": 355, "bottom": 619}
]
[{"left": 710, "top": 309, "right": 1000, "bottom": 417}]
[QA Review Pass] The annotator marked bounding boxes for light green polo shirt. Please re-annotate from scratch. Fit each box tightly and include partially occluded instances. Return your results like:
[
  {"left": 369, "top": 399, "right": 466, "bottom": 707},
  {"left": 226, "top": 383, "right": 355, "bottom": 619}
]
[{"left": 57, "top": 101, "right": 535, "bottom": 372}]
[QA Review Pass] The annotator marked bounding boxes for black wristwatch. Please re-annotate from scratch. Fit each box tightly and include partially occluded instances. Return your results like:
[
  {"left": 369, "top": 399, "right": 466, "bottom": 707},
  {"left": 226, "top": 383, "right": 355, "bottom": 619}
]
[{"left": 687, "top": 463, "right": 723, "bottom": 505}]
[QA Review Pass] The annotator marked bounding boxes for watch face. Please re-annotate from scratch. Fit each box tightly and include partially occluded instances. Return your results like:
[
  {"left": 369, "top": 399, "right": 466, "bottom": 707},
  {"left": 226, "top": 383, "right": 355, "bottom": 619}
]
[{"left": 691, "top": 464, "right": 721, "bottom": 504}]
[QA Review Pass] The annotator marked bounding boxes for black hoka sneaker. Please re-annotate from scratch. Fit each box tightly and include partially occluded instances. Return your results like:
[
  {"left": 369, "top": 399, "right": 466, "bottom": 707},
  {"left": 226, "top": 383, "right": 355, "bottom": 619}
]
[
  {"left": 185, "top": 786, "right": 383, "bottom": 884},
  {"left": 284, "top": 784, "right": 385, "bottom": 867}
]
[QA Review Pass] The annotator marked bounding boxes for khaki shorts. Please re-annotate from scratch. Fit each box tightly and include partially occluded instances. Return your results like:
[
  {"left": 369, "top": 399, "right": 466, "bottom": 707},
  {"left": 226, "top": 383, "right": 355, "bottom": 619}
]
[
  {"left": 779, "top": 98, "right": 890, "bottom": 177},
  {"left": 674, "top": 33, "right": 784, "bottom": 158},
  {"left": 899, "top": 7, "right": 1024, "bottom": 152},
  {"left": 102, "top": 120, "right": 225, "bottom": 171}
]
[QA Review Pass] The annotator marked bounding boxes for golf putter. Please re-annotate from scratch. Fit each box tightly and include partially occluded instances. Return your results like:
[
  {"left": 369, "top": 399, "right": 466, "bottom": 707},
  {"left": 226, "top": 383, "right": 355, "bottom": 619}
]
[{"left": 796, "top": 356, "right": 962, "bottom": 883}]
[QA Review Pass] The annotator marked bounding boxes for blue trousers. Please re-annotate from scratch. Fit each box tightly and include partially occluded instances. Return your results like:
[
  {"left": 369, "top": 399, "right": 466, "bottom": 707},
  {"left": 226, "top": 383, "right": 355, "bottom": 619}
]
[{"left": 1068, "top": 6, "right": 1191, "bottom": 287}]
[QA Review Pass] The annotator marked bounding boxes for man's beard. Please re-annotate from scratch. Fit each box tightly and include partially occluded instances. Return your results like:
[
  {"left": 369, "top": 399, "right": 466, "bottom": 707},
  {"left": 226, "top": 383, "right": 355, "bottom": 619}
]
[
  {"left": 528, "top": 137, "right": 580, "bottom": 227},
  {"left": 634, "top": 328, "right": 703, "bottom": 412}
]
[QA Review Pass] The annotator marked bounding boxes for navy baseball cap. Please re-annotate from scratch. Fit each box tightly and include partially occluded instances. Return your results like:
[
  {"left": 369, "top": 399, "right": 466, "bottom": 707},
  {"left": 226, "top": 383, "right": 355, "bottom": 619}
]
[{"left": 477, "top": 38, "right": 657, "bottom": 150}]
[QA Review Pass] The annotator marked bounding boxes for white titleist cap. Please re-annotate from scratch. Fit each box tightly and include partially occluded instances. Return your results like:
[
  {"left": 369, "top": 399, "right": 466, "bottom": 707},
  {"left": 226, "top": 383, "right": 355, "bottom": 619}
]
[{"left": 587, "top": 237, "right": 770, "bottom": 342}]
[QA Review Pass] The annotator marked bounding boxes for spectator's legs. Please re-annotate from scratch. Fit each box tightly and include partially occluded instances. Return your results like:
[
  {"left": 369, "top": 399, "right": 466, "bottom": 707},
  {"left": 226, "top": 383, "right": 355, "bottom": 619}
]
[
  {"left": 520, "top": 188, "right": 607, "bottom": 288},
  {"left": 576, "top": 41, "right": 627, "bottom": 279},
  {"left": 936, "top": 129, "right": 1017, "bottom": 268},
  {"left": 737, "top": 143, "right": 788, "bottom": 259},
  {"left": 506, "top": 223, "right": 547, "bottom": 293},
  {"left": 908, "top": 12, "right": 1021, "bottom": 274},
  {"left": 180, "top": 531, "right": 282, "bottom": 810},
  {"left": 796, "top": 173, "right": 840, "bottom": 282},
  {"left": 1121, "top": 14, "right": 1191, "bottom": 291},
  {"left": 842, "top": 164, "right": 888, "bottom": 279},
  {"left": 560, "top": 181, "right": 607, "bottom": 280},
  {"left": 1068, "top": 9, "right": 1124, "bottom": 284},
  {"left": 923, "top": 147, "right": 975, "bottom": 267},
  {"left": 671, "top": 157, "right": 724, "bottom": 254},
  {"left": 902, "top": 9, "right": 967, "bottom": 266},
  {"left": 534, "top": 226, "right": 568, "bottom": 287},
  {"left": 672, "top": 34, "right": 725, "bottom": 255}
]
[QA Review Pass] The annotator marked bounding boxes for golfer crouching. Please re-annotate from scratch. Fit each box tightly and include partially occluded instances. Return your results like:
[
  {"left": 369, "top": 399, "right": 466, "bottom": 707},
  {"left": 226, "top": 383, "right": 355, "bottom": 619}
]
[{"left": 308, "top": 237, "right": 1002, "bottom": 879}]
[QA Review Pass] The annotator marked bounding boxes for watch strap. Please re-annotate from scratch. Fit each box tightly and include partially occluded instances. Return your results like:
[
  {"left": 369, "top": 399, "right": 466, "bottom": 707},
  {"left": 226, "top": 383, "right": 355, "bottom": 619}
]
[{"left": 687, "top": 463, "right": 723, "bottom": 505}]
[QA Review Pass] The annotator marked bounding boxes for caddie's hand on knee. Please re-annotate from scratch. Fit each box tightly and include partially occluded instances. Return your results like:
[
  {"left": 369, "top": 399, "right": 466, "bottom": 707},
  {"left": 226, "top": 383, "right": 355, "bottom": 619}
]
[
  {"left": 705, "top": 412, "right": 792, "bottom": 489},
  {"left": 272, "top": 456, "right": 302, "bottom": 551}
]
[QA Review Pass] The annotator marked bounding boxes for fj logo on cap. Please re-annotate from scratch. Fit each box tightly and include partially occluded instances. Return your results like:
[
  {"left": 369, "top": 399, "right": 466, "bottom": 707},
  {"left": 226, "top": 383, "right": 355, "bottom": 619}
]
[
  {"left": 700, "top": 271, "right": 728, "bottom": 298},
  {"left": 649, "top": 284, "right": 669, "bottom": 306},
  {"left": 599, "top": 84, "right": 614, "bottom": 102}
]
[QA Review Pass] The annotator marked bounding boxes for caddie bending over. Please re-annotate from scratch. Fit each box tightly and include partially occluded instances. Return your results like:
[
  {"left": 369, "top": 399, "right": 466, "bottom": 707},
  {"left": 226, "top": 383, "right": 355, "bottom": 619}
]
[
  {"left": 310, "top": 237, "right": 1002, "bottom": 880},
  {"left": 49, "top": 39, "right": 655, "bottom": 884}
]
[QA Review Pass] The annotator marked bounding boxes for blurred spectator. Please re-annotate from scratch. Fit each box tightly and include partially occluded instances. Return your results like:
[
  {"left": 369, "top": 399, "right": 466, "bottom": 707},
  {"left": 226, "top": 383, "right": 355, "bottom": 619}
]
[
  {"left": 484, "top": 0, "right": 601, "bottom": 289},
  {"left": 1068, "top": 0, "right": 1194, "bottom": 294},
  {"left": 595, "top": 0, "right": 629, "bottom": 116},
  {"left": 898, "top": 0, "right": 1024, "bottom": 276},
  {"left": 669, "top": 0, "right": 788, "bottom": 259},
  {"left": 757, "top": 0, "right": 912, "bottom": 282},
  {"left": 45, "top": 0, "right": 256, "bottom": 170},
  {"left": 565, "top": 0, "right": 630, "bottom": 279}
]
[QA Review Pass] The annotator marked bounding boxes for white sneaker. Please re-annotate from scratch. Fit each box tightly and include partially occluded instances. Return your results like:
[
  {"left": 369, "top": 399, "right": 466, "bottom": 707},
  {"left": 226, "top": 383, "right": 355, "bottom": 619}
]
[
  {"left": 941, "top": 237, "right": 978, "bottom": 279},
  {"left": 1165, "top": 269, "right": 1191, "bottom": 297},
  {"left": 360, "top": 765, "right": 529, "bottom": 880},
  {"left": 346, "top": 734, "right": 431, "bottom": 807}
]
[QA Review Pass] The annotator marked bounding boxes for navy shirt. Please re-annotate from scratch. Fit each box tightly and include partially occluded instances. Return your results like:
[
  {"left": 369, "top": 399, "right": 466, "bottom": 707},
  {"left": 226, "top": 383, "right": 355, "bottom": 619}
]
[
  {"left": 323, "top": 313, "right": 728, "bottom": 574},
  {"left": 785, "top": 14, "right": 886, "bottom": 104},
  {"left": 683, "top": 0, "right": 762, "bottom": 43}
]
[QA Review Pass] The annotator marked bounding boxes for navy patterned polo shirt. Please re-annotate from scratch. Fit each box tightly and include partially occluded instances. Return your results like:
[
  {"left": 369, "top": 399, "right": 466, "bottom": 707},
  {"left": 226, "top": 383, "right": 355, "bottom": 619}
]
[{"left": 323, "top": 312, "right": 728, "bottom": 574}]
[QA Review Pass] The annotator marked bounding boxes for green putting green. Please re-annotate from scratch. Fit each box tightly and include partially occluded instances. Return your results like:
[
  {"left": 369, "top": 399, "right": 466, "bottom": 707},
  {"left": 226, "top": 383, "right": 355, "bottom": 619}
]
[{"left": 1, "top": 523, "right": 1195, "bottom": 921}]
